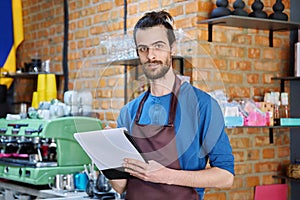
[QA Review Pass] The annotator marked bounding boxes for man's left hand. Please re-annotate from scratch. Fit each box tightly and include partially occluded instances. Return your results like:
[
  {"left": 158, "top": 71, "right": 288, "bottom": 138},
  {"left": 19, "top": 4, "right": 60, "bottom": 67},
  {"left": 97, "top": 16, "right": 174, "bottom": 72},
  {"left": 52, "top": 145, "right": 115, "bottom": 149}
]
[{"left": 123, "top": 158, "right": 170, "bottom": 184}]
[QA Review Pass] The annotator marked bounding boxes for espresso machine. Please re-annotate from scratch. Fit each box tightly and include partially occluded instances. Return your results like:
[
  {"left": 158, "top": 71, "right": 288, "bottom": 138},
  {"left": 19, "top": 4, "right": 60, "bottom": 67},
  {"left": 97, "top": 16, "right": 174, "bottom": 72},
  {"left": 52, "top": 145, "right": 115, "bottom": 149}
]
[{"left": 0, "top": 116, "right": 102, "bottom": 185}]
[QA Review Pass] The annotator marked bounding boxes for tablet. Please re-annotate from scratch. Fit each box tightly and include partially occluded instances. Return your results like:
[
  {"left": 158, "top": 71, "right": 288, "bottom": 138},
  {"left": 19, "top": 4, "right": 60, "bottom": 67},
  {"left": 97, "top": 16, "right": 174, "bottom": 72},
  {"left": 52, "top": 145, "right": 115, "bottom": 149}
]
[{"left": 74, "top": 128, "right": 146, "bottom": 179}]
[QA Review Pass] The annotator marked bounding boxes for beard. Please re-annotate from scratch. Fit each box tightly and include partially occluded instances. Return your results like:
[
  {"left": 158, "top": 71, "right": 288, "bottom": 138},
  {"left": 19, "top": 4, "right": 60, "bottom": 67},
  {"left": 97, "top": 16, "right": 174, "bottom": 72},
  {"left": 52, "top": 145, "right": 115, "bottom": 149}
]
[{"left": 142, "top": 56, "right": 172, "bottom": 80}]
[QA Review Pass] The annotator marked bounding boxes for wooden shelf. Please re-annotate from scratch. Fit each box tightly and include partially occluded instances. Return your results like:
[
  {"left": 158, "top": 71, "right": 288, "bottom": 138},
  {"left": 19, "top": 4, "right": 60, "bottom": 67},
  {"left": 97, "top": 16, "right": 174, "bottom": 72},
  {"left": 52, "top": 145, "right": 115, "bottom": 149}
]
[
  {"left": 198, "top": 15, "right": 300, "bottom": 47},
  {"left": 1, "top": 72, "right": 63, "bottom": 79}
]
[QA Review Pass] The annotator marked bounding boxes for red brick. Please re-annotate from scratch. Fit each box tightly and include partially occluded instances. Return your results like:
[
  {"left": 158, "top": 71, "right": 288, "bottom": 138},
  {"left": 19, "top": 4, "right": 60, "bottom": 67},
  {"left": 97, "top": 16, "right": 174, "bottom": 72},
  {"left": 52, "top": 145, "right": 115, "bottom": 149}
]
[
  {"left": 233, "top": 150, "right": 245, "bottom": 162},
  {"left": 248, "top": 48, "right": 261, "bottom": 59},
  {"left": 235, "top": 164, "right": 253, "bottom": 175},
  {"left": 247, "top": 149, "right": 260, "bottom": 161},
  {"left": 204, "top": 192, "right": 226, "bottom": 200},
  {"left": 263, "top": 148, "right": 275, "bottom": 159},
  {"left": 247, "top": 74, "right": 260, "bottom": 84},
  {"left": 229, "top": 189, "right": 253, "bottom": 200},
  {"left": 229, "top": 60, "right": 252, "bottom": 71},
  {"left": 254, "top": 162, "right": 280, "bottom": 173},
  {"left": 278, "top": 146, "right": 290, "bottom": 158},
  {"left": 246, "top": 176, "right": 260, "bottom": 187}
]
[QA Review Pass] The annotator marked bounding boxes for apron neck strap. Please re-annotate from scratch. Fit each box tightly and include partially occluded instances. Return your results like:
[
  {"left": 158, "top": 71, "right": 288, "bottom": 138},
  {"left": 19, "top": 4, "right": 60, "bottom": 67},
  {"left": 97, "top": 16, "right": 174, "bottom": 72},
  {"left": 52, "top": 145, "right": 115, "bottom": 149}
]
[
  {"left": 168, "top": 75, "right": 181, "bottom": 125},
  {"left": 134, "top": 75, "right": 181, "bottom": 125}
]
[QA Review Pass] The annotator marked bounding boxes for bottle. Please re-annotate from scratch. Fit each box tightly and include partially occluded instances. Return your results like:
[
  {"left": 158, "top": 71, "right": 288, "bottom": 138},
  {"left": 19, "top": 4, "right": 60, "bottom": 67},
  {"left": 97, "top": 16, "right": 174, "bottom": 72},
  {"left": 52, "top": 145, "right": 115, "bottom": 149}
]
[
  {"left": 295, "top": 42, "right": 300, "bottom": 77},
  {"left": 280, "top": 92, "right": 289, "bottom": 118},
  {"left": 41, "top": 138, "right": 49, "bottom": 161},
  {"left": 273, "top": 101, "right": 281, "bottom": 126},
  {"left": 48, "top": 138, "right": 57, "bottom": 161}
]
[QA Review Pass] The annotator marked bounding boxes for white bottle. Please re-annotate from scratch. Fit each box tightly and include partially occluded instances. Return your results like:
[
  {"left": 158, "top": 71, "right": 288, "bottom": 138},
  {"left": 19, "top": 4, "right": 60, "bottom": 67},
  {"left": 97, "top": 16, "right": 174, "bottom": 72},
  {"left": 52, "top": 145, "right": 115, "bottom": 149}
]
[{"left": 295, "top": 42, "right": 300, "bottom": 77}]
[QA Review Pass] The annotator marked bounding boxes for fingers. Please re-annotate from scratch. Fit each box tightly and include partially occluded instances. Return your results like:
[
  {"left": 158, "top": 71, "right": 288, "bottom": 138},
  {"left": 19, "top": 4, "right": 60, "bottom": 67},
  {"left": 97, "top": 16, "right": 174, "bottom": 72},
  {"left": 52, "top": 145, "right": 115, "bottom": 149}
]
[
  {"left": 123, "top": 158, "right": 147, "bottom": 171},
  {"left": 122, "top": 159, "right": 166, "bottom": 183}
]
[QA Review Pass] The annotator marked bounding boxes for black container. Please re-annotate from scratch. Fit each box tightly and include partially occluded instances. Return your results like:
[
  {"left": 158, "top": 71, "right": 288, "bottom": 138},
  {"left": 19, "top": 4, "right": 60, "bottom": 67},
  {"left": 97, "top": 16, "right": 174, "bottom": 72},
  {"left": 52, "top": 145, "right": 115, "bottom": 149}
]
[{"left": 0, "top": 85, "right": 7, "bottom": 103}]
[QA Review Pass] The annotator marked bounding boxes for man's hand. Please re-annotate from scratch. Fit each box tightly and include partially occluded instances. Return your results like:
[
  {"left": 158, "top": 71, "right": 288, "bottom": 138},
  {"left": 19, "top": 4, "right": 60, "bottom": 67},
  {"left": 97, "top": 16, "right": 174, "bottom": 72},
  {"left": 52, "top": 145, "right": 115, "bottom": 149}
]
[{"left": 123, "top": 158, "right": 171, "bottom": 184}]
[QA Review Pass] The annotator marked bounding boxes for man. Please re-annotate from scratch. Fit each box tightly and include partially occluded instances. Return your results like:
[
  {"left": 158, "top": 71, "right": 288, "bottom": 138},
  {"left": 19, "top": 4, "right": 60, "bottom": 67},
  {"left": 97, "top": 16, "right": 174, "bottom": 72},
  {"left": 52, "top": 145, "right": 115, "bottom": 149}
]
[{"left": 110, "top": 10, "right": 234, "bottom": 200}]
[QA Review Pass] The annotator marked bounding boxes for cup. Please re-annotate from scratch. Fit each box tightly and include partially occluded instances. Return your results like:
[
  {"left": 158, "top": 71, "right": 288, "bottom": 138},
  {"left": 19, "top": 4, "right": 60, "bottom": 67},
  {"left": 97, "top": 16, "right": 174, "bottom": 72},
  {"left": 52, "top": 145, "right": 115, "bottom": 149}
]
[
  {"left": 49, "top": 174, "right": 66, "bottom": 191},
  {"left": 82, "top": 105, "right": 92, "bottom": 114},
  {"left": 19, "top": 103, "right": 27, "bottom": 119},
  {"left": 37, "top": 74, "right": 46, "bottom": 103},
  {"left": 49, "top": 104, "right": 65, "bottom": 118},
  {"left": 31, "top": 91, "right": 39, "bottom": 109},
  {"left": 65, "top": 174, "right": 75, "bottom": 191},
  {"left": 37, "top": 74, "right": 46, "bottom": 92},
  {"left": 78, "top": 91, "right": 93, "bottom": 105},
  {"left": 64, "top": 90, "right": 78, "bottom": 105},
  {"left": 65, "top": 105, "right": 79, "bottom": 116},
  {"left": 46, "top": 91, "right": 57, "bottom": 101},
  {"left": 38, "top": 109, "right": 50, "bottom": 120},
  {"left": 46, "top": 74, "right": 57, "bottom": 92},
  {"left": 38, "top": 91, "right": 46, "bottom": 103},
  {"left": 74, "top": 172, "right": 88, "bottom": 191}
]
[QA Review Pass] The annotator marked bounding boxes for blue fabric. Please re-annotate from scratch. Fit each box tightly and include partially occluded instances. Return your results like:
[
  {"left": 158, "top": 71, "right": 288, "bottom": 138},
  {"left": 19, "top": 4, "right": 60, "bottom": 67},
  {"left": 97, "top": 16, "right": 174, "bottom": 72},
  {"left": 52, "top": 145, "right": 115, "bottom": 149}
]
[
  {"left": 117, "top": 81, "right": 234, "bottom": 199},
  {"left": 0, "top": 0, "right": 13, "bottom": 67}
]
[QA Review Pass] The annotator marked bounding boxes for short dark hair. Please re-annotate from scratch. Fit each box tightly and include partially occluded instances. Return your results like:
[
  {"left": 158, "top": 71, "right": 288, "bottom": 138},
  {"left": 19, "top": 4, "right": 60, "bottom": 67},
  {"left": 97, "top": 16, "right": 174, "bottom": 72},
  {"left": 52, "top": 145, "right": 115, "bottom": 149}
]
[{"left": 133, "top": 10, "right": 176, "bottom": 46}]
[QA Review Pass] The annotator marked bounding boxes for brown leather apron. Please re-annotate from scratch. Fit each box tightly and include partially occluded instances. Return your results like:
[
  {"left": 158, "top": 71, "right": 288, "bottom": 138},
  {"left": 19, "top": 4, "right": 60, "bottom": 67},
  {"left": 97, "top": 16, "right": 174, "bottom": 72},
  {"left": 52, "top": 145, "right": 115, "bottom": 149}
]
[{"left": 125, "top": 76, "right": 199, "bottom": 200}]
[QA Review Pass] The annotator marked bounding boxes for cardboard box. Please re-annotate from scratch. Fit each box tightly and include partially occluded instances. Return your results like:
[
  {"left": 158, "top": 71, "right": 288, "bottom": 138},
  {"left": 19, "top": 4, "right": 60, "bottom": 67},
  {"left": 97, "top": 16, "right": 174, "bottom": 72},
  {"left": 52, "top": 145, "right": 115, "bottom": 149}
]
[
  {"left": 280, "top": 118, "right": 300, "bottom": 126},
  {"left": 258, "top": 102, "right": 274, "bottom": 126},
  {"left": 225, "top": 116, "right": 244, "bottom": 127}
]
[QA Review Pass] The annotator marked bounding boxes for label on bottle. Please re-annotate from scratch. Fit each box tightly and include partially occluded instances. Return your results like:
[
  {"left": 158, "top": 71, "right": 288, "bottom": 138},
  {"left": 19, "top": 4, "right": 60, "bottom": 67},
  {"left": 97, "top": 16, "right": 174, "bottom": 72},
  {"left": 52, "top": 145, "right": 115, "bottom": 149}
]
[{"left": 295, "top": 42, "right": 300, "bottom": 77}]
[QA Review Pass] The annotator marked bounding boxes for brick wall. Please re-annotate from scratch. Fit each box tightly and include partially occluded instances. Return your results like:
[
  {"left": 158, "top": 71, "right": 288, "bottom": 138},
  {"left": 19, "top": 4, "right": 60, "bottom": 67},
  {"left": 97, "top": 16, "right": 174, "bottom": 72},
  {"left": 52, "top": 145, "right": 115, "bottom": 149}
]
[{"left": 17, "top": 0, "right": 291, "bottom": 199}]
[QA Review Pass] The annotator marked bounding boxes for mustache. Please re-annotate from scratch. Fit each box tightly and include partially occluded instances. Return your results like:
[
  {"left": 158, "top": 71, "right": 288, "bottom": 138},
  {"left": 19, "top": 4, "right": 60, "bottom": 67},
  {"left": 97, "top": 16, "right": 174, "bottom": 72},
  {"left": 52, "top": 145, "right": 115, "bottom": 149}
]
[{"left": 144, "top": 60, "right": 163, "bottom": 65}]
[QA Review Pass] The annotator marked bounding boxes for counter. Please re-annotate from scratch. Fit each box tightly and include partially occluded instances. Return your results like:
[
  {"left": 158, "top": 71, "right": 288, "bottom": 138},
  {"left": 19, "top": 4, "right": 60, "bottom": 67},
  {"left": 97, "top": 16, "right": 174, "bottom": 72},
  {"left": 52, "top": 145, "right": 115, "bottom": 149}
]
[{"left": 0, "top": 179, "right": 120, "bottom": 200}]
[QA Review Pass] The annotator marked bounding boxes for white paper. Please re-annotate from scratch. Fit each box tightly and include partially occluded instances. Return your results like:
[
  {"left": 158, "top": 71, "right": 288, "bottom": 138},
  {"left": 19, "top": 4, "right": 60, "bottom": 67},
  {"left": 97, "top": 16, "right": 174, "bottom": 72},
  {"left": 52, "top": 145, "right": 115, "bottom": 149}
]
[{"left": 74, "top": 128, "right": 145, "bottom": 170}]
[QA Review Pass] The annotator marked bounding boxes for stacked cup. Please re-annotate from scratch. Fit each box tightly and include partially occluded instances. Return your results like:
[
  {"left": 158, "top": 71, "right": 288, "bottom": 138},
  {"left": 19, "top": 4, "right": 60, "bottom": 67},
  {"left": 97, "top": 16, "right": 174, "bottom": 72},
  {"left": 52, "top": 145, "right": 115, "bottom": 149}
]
[
  {"left": 45, "top": 74, "right": 57, "bottom": 101},
  {"left": 78, "top": 91, "right": 93, "bottom": 115},
  {"left": 64, "top": 90, "right": 79, "bottom": 115},
  {"left": 34, "top": 74, "right": 57, "bottom": 107},
  {"left": 31, "top": 91, "right": 39, "bottom": 109},
  {"left": 37, "top": 74, "right": 47, "bottom": 103}
]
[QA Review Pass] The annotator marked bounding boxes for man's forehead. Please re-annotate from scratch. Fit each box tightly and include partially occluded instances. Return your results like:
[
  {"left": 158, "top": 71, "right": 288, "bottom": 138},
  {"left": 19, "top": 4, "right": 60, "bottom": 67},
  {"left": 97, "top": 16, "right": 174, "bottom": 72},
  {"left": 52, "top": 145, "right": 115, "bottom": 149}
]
[{"left": 136, "top": 26, "right": 169, "bottom": 45}]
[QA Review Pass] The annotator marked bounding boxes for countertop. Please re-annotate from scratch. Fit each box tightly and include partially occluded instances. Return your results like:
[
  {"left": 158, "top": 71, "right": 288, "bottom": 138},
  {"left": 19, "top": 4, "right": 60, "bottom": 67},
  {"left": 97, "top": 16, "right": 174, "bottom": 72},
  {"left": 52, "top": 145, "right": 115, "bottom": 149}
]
[{"left": 0, "top": 179, "right": 121, "bottom": 200}]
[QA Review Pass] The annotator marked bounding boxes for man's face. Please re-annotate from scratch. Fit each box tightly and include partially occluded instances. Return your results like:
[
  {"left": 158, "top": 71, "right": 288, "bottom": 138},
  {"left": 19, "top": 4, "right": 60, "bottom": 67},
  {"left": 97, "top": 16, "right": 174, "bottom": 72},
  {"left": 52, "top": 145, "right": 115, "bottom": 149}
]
[{"left": 135, "top": 26, "right": 173, "bottom": 80}]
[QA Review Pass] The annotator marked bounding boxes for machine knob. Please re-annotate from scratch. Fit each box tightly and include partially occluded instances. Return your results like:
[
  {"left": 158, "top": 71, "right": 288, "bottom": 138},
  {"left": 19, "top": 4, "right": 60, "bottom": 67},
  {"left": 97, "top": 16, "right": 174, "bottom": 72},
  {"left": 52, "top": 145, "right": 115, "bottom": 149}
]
[
  {"left": 0, "top": 128, "right": 7, "bottom": 134},
  {"left": 4, "top": 166, "right": 9, "bottom": 173},
  {"left": 25, "top": 128, "right": 36, "bottom": 135},
  {"left": 12, "top": 128, "right": 20, "bottom": 134}
]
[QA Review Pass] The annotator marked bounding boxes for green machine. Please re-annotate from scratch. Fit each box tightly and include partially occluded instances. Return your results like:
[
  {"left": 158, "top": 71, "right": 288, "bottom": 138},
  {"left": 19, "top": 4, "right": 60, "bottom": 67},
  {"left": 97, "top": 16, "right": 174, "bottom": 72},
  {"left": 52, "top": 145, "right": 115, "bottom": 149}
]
[{"left": 0, "top": 116, "right": 102, "bottom": 185}]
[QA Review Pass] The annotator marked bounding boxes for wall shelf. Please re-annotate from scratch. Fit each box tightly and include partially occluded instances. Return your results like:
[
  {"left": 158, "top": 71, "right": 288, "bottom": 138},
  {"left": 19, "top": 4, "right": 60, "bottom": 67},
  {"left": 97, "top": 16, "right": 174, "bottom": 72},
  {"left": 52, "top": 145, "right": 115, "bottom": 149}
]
[
  {"left": 226, "top": 125, "right": 300, "bottom": 144},
  {"left": 273, "top": 175, "right": 300, "bottom": 183},
  {"left": 198, "top": 15, "right": 300, "bottom": 47},
  {"left": 1, "top": 72, "right": 63, "bottom": 79},
  {"left": 0, "top": 72, "right": 64, "bottom": 106},
  {"left": 271, "top": 76, "right": 300, "bottom": 92}
]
